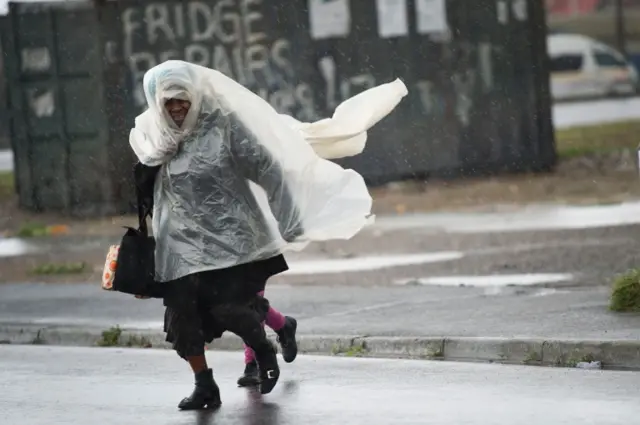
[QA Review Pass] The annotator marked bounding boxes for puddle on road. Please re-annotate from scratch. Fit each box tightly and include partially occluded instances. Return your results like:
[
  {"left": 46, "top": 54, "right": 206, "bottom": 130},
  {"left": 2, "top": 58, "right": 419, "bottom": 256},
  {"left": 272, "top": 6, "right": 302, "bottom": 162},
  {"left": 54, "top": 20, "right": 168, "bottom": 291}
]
[
  {"left": 0, "top": 238, "right": 42, "bottom": 258},
  {"left": 374, "top": 202, "right": 640, "bottom": 234},
  {"left": 395, "top": 273, "right": 575, "bottom": 288},
  {"left": 284, "top": 251, "right": 464, "bottom": 275},
  {"left": 554, "top": 96, "right": 640, "bottom": 129},
  {"left": 0, "top": 235, "right": 118, "bottom": 259}
]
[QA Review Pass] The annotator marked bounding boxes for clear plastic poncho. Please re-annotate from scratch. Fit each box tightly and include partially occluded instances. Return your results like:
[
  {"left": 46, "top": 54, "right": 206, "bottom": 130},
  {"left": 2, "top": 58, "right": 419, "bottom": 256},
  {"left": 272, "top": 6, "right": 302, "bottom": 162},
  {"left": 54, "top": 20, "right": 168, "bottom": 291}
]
[{"left": 129, "top": 60, "right": 407, "bottom": 282}]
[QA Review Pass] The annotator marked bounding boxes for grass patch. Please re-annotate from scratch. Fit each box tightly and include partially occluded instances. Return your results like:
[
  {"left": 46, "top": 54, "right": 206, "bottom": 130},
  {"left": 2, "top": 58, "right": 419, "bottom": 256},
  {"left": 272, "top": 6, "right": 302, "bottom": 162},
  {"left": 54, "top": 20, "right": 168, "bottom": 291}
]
[
  {"left": 524, "top": 350, "right": 542, "bottom": 365},
  {"left": 0, "top": 171, "right": 13, "bottom": 201},
  {"left": 16, "top": 222, "right": 48, "bottom": 237},
  {"left": 331, "top": 340, "right": 368, "bottom": 357},
  {"left": 31, "top": 261, "right": 86, "bottom": 275},
  {"left": 555, "top": 353, "right": 599, "bottom": 368},
  {"left": 125, "top": 335, "right": 153, "bottom": 348},
  {"left": 610, "top": 268, "right": 640, "bottom": 313},
  {"left": 96, "top": 326, "right": 152, "bottom": 348},
  {"left": 555, "top": 119, "right": 640, "bottom": 159},
  {"left": 15, "top": 222, "right": 69, "bottom": 238},
  {"left": 97, "top": 326, "right": 122, "bottom": 347},
  {"left": 344, "top": 341, "right": 368, "bottom": 357},
  {"left": 423, "top": 347, "right": 444, "bottom": 359}
]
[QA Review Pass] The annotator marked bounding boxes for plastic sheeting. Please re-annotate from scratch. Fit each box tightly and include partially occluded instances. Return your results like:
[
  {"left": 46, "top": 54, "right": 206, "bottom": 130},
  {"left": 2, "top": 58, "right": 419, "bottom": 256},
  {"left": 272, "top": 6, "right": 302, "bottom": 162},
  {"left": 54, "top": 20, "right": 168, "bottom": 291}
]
[
  {"left": 278, "top": 78, "right": 408, "bottom": 159},
  {"left": 129, "top": 60, "right": 407, "bottom": 282},
  {"left": 131, "top": 75, "right": 408, "bottom": 165}
]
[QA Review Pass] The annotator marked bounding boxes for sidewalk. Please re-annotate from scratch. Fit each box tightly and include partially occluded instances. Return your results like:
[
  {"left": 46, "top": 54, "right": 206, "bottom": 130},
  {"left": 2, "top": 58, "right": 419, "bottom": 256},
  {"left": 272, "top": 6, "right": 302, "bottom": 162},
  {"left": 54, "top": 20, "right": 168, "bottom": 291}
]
[{"left": 1, "top": 282, "right": 639, "bottom": 369}]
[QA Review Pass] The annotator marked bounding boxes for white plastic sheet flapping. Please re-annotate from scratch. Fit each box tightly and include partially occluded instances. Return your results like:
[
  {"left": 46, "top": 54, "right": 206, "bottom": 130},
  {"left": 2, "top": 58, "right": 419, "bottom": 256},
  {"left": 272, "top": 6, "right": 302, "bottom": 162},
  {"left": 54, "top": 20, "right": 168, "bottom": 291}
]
[
  {"left": 278, "top": 77, "right": 408, "bottom": 159},
  {"left": 129, "top": 60, "right": 407, "bottom": 281}
]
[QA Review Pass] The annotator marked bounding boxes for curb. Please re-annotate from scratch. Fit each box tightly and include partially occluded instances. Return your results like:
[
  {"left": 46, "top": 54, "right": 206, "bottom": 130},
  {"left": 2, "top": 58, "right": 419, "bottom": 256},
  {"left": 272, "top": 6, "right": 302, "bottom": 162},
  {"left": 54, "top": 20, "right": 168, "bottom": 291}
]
[{"left": 1, "top": 323, "right": 639, "bottom": 370}]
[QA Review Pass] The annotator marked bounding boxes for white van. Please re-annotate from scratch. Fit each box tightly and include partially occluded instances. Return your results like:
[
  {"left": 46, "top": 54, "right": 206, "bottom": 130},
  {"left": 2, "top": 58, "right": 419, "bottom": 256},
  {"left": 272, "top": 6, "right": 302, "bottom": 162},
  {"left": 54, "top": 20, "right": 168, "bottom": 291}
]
[{"left": 547, "top": 33, "right": 639, "bottom": 101}]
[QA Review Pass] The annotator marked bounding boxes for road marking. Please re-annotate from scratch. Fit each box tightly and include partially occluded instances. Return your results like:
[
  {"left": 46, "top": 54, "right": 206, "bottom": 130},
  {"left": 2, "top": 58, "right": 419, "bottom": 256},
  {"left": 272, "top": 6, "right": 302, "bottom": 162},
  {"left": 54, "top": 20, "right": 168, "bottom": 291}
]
[
  {"left": 284, "top": 251, "right": 464, "bottom": 275},
  {"left": 373, "top": 202, "right": 640, "bottom": 234},
  {"left": 394, "top": 273, "right": 574, "bottom": 287}
]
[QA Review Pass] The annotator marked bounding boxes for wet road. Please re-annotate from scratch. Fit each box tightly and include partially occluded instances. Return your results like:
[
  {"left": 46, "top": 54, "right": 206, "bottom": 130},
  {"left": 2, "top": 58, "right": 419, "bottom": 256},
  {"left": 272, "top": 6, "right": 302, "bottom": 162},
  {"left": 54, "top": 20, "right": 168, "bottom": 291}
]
[
  {"left": 4, "top": 204, "right": 640, "bottom": 287},
  {"left": 3, "top": 209, "right": 640, "bottom": 339},
  {"left": 2, "top": 282, "right": 640, "bottom": 340},
  {"left": 1, "top": 345, "right": 637, "bottom": 425},
  {"left": 2, "top": 203, "right": 640, "bottom": 341},
  {"left": 553, "top": 96, "right": 640, "bottom": 129}
]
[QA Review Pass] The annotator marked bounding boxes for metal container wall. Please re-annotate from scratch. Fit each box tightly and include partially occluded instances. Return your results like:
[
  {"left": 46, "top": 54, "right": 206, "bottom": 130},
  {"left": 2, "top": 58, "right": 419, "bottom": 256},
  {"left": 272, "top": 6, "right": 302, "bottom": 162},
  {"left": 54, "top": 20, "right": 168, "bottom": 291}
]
[
  {"left": 1, "top": 1, "right": 132, "bottom": 214},
  {"left": 0, "top": 15, "right": 10, "bottom": 150},
  {"left": 2, "top": 0, "right": 555, "bottom": 214}
]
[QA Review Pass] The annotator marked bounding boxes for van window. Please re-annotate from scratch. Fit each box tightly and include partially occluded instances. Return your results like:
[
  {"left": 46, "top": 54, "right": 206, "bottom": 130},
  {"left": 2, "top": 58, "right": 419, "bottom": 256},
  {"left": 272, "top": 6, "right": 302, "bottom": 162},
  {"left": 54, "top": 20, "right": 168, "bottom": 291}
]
[
  {"left": 594, "top": 51, "right": 627, "bottom": 68},
  {"left": 549, "top": 54, "right": 583, "bottom": 72}
]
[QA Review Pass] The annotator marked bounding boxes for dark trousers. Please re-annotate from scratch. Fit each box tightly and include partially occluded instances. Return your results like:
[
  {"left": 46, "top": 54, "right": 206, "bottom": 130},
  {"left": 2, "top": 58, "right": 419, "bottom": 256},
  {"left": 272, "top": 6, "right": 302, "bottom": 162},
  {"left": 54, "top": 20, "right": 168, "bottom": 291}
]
[{"left": 162, "top": 269, "right": 272, "bottom": 359}]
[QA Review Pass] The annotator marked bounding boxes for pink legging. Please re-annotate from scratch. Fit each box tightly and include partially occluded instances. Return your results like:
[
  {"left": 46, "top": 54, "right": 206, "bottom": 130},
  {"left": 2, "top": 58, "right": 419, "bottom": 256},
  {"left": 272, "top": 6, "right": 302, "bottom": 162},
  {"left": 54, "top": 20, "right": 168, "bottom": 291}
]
[{"left": 244, "top": 290, "right": 286, "bottom": 364}]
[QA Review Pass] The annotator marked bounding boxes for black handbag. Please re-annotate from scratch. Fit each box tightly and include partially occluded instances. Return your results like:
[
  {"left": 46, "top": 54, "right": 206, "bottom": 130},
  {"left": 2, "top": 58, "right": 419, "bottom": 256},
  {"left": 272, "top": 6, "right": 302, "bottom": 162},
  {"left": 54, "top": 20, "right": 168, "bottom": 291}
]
[{"left": 110, "top": 163, "right": 163, "bottom": 298}]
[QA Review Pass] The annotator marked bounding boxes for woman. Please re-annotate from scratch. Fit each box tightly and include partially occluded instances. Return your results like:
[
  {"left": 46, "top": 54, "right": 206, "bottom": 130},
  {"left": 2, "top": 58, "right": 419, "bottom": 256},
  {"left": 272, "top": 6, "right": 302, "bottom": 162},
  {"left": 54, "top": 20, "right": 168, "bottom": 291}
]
[
  {"left": 130, "top": 59, "right": 403, "bottom": 410},
  {"left": 130, "top": 61, "right": 305, "bottom": 410}
]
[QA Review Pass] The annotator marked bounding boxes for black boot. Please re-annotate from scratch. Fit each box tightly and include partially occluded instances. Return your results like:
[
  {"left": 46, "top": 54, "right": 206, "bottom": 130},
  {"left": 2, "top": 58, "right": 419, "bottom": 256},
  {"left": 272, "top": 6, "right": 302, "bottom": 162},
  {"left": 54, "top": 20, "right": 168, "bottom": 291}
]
[
  {"left": 237, "top": 361, "right": 260, "bottom": 387},
  {"left": 178, "top": 368, "right": 222, "bottom": 410},
  {"left": 276, "top": 316, "right": 298, "bottom": 363},
  {"left": 254, "top": 341, "right": 280, "bottom": 395}
]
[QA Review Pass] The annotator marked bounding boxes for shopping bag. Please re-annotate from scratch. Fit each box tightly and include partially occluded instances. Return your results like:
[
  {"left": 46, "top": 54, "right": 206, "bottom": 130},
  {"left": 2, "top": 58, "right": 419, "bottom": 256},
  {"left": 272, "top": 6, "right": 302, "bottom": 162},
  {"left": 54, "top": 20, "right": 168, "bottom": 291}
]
[
  {"left": 101, "top": 245, "right": 119, "bottom": 290},
  {"left": 100, "top": 163, "right": 162, "bottom": 298},
  {"left": 110, "top": 226, "right": 158, "bottom": 296}
]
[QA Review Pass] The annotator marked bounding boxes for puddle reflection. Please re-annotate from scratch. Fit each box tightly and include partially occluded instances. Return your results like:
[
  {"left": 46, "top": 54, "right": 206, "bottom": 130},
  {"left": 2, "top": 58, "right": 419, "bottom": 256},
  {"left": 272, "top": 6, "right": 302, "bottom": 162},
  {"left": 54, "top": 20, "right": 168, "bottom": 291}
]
[{"left": 0, "top": 238, "right": 41, "bottom": 258}]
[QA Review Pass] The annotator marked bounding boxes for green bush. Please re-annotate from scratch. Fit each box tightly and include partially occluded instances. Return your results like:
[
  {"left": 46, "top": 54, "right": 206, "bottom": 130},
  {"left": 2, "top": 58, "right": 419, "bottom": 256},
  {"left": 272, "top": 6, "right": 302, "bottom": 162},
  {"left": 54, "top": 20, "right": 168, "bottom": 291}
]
[
  {"left": 16, "top": 222, "right": 48, "bottom": 238},
  {"left": 610, "top": 269, "right": 640, "bottom": 313}
]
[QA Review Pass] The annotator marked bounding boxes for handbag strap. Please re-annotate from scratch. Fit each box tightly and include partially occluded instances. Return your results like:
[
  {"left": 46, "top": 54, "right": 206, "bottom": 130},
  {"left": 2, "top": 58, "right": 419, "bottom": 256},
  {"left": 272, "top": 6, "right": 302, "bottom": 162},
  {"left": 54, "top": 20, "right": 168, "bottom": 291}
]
[
  {"left": 133, "top": 163, "right": 161, "bottom": 237},
  {"left": 136, "top": 187, "right": 151, "bottom": 236}
]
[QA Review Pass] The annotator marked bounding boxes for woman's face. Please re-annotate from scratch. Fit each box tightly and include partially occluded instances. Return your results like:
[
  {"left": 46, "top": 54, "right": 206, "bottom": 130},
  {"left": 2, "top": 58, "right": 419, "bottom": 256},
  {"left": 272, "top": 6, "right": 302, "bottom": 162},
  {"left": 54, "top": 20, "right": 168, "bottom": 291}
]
[{"left": 164, "top": 98, "right": 191, "bottom": 127}]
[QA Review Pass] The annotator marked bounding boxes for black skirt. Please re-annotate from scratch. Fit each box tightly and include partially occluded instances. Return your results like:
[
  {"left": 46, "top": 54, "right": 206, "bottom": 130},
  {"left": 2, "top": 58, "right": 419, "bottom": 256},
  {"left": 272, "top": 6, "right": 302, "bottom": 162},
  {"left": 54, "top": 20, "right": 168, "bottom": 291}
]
[{"left": 163, "top": 255, "right": 288, "bottom": 358}]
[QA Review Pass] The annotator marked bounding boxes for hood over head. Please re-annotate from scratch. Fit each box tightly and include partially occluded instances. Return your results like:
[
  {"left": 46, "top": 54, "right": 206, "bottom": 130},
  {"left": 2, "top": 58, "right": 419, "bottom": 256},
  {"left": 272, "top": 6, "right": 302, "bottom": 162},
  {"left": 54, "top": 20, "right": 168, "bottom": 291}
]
[{"left": 142, "top": 60, "right": 202, "bottom": 133}]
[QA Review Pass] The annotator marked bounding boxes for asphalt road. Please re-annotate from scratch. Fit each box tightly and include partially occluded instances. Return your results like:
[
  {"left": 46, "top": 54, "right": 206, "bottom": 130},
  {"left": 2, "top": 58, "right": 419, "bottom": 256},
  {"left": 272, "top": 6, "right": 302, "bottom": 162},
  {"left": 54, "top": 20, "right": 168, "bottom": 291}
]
[
  {"left": 553, "top": 96, "right": 640, "bottom": 129},
  {"left": 1, "top": 345, "right": 637, "bottom": 425},
  {"left": 3, "top": 206, "right": 640, "bottom": 289},
  {"left": 1, "top": 281, "right": 639, "bottom": 340},
  {"left": 3, "top": 204, "right": 640, "bottom": 339}
]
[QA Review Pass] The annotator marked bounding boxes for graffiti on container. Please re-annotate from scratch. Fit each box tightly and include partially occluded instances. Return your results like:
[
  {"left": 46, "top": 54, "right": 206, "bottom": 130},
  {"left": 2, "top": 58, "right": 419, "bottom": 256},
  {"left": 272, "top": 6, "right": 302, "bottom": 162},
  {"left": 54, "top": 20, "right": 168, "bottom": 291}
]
[
  {"left": 121, "top": 0, "right": 389, "bottom": 121},
  {"left": 414, "top": 41, "right": 494, "bottom": 127},
  {"left": 317, "top": 56, "right": 376, "bottom": 111},
  {"left": 120, "top": 0, "right": 495, "bottom": 127},
  {"left": 317, "top": 41, "right": 494, "bottom": 128},
  {"left": 451, "top": 42, "right": 494, "bottom": 127},
  {"left": 121, "top": 0, "right": 317, "bottom": 119}
]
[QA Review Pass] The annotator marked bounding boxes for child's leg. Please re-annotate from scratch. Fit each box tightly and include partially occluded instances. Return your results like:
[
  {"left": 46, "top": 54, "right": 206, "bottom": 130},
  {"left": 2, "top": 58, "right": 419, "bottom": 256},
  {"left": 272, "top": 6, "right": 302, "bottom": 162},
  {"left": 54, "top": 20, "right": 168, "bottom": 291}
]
[
  {"left": 243, "top": 289, "right": 287, "bottom": 363},
  {"left": 257, "top": 290, "right": 286, "bottom": 331},
  {"left": 259, "top": 289, "right": 297, "bottom": 363},
  {"left": 243, "top": 338, "right": 258, "bottom": 365},
  {"left": 243, "top": 289, "right": 286, "bottom": 364}
]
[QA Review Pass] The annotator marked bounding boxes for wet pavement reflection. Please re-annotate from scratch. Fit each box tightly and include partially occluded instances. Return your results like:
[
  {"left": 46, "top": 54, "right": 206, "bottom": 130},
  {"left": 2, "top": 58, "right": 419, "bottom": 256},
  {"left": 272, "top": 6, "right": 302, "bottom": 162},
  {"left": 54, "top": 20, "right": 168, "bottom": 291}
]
[{"left": 1, "top": 345, "right": 638, "bottom": 425}]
